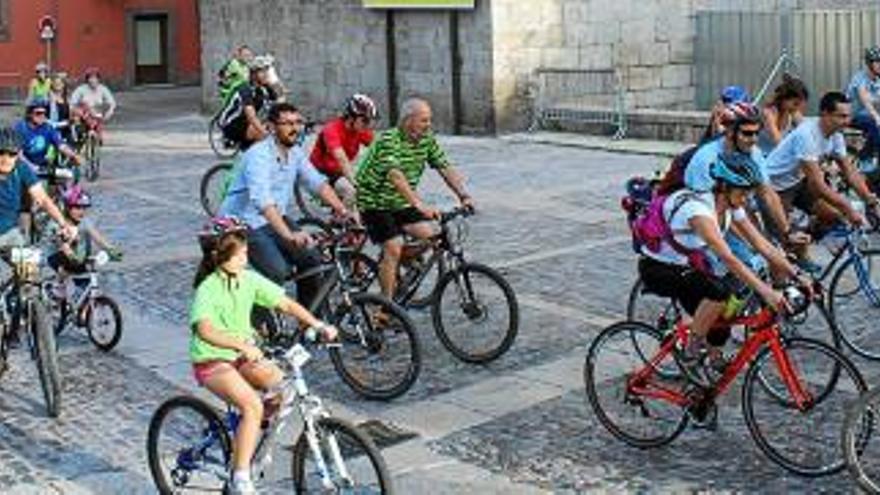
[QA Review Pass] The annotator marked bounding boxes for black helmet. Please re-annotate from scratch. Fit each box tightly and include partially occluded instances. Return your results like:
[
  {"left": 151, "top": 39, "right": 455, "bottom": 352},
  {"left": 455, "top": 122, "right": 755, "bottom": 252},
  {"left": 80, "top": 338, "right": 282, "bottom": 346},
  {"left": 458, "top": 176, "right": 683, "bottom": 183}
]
[
  {"left": 865, "top": 46, "right": 880, "bottom": 64},
  {"left": 0, "top": 124, "right": 21, "bottom": 153}
]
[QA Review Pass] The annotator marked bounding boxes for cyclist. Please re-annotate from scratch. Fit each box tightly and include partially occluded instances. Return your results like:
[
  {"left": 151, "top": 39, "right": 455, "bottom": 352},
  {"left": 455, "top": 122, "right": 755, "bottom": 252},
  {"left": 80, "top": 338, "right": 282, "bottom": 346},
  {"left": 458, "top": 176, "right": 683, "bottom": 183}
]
[
  {"left": 15, "top": 98, "right": 82, "bottom": 172},
  {"left": 48, "top": 73, "right": 75, "bottom": 146},
  {"left": 309, "top": 94, "right": 378, "bottom": 216},
  {"left": 70, "top": 68, "right": 117, "bottom": 134},
  {"left": 218, "top": 102, "right": 349, "bottom": 307},
  {"left": 216, "top": 55, "right": 277, "bottom": 152},
  {"left": 356, "top": 97, "right": 473, "bottom": 302},
  {"left": 218, "top": 45, "right": 254, "bottom": 103},
  {"left": 190, "top": 216, "right": 337, "bottom": 495},
  {"left": 26, "top": 62, "right": 51, "bottom": 103},
  {"left": 639, "top": 151, "right": 804, "bottom": 370},
  {"left": 846, "top": 46, "right": 880, "bottom": 168},
  {"left": 759, "top": 73, "right": 808, "bottom": 155},
  {"left": 701, "top": 85, "right": 751, "bottom": 142},
  {"left": 764, "top": 91, "right": 877, "bottom": 246}
]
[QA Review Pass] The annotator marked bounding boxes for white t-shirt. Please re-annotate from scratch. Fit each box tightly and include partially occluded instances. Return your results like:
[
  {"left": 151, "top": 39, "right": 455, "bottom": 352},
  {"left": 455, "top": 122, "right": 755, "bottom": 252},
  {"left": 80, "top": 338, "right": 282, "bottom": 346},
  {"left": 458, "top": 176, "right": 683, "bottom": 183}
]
[
  {"left": 642, "top": 190, "right": 746, "bottom": 267},
  {"left": 70, "top": 84, "right": 116, "bottom": 116},
  {"left": 765, "top": 118, "right": 846, "bottom": 191}
]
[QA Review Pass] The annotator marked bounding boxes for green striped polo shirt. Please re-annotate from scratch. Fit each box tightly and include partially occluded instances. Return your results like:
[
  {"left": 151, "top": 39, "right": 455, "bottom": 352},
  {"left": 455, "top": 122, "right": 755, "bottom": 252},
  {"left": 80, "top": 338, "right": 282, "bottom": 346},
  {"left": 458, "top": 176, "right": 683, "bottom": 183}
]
[{"left": 355, "top": 127, "right": 448, "bottom": 211}]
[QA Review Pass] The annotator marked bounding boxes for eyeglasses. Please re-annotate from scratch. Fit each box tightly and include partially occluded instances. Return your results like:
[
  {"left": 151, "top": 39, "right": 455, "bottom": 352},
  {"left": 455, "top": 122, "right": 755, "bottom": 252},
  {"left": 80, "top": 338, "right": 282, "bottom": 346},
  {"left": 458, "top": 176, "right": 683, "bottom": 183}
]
[
  {"left": 0, "top": 149, "right": 17, "bottom": 157},
  {"left": 31, "top": 110, "right": 47, "bottom": 116},
  {"left": 738, "top": 129, "right": 760, "bottom": 137},
  {"left": 275, "top": 119, "right": 304, "bottom": 127}
]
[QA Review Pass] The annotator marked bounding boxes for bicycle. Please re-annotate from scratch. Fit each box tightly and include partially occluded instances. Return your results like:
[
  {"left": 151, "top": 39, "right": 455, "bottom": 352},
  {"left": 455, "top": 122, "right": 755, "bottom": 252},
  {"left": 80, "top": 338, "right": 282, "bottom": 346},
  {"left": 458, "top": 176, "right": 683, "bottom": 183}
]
[
  {"left": 585, "top": 286, "right": 867, "bottom": 477},
  {"left": 47, "top": 250, "right": 123, "bottom": 352},
  {"left": 354, "top": 207, "right": 519, "bottom": 364},
  {"left": 208, "top": 110, "right": 240, "bottom": 160},
  {"left": 253, "top": 221, "right": 421, "bottom": 401},
  {"left": 146, "top": 342, "right": 393, "bottom": 494},
  {"left": 0, "top": 245, "right": 61, "bottom": 417},
  {"left": 75, "top": 111, "right": 103, "bottom": 182},
  {"left": 26, "top": 162, "right": 76, "bottom": 245},
  {"left": 842, "top": 387, "right": 880, "bottom": 494}
]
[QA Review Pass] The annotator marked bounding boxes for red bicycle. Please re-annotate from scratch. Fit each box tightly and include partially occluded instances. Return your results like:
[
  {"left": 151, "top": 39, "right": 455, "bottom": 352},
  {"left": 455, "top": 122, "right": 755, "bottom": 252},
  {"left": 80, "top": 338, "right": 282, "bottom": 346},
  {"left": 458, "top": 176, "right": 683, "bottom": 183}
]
[{"left": 584, "top": 286, "right": 868, "bottom": 477}]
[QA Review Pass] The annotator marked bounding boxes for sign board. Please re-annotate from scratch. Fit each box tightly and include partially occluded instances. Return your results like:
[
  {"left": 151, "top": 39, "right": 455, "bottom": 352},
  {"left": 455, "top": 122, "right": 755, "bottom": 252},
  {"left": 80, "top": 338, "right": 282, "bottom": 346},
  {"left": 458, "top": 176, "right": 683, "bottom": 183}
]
[
  {"left": 364, "top": 0, "right": 475, "bottom": 9},
  {"left": 38, "top": 15, "right": 55, "bottom": 40}
]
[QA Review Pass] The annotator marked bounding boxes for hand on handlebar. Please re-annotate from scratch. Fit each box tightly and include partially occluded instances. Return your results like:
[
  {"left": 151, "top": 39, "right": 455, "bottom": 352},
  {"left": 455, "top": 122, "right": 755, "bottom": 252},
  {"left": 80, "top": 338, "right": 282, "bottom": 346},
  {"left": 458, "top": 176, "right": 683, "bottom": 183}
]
[
  {"left": 60, "top": 224, "right": 78, "bottom": 243},
  {"left": 760, "top": 287, "right": 792, "bottom": 315},
  {"left": 846, "top": 208, "right": 868, "bottom": 228},
  {"left": 287, "top": 231, "right": 314, "bottom": 249},
  {"left": 416, "top": 203, "right": 441, "bottom": 221},
  {"left": 239, "top": 342, "right": 264, "bottom": 362},
  {"left": 784, "top": 230, "right": 811, "bottom": 247}
]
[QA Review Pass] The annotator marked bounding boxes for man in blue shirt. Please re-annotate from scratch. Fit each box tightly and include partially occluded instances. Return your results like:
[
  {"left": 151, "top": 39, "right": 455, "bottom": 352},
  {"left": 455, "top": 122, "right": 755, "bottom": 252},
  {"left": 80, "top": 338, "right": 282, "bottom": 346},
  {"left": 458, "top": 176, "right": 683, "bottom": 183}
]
[
  {"left": 846, "top": 46, "right": 880, "bottom": 165},
  {"left": 16, "top": 98, "right": 81, "bottom": 171},
  {"left": 219, "top": 102, "right": 348, "bottom": 306}
]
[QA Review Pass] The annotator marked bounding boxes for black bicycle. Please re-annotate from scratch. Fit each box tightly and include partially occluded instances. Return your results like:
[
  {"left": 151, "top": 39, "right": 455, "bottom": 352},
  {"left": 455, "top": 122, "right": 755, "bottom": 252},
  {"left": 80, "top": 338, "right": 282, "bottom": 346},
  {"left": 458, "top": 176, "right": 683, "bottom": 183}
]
[
  {"left": 354, "top": 207, "right": 519, "bottom": 364},
  {"left": 0, "top": 245, "right": 61, "bottom": 417},
  {"left": 252, "top": 221, "right": 421, "bottom": 401}
]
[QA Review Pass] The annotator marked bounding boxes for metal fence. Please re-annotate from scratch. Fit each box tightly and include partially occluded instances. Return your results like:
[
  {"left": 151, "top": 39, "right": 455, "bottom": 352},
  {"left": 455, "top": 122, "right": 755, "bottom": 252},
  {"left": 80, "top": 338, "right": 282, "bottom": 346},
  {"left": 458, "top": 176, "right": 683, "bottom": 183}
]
[
  {"left": 528, "top": 68, "right": 627, "bottom": 139},
  {"left": 695, "top": 9, "right": 880, "bottom": 112}
]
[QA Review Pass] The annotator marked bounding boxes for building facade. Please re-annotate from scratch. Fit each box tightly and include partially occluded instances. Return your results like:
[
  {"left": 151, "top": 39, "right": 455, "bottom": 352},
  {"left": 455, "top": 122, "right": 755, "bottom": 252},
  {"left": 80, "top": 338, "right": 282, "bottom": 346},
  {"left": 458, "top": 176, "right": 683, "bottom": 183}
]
[{"left": 0, "top": 0, "right": 200, "bottom": 100}]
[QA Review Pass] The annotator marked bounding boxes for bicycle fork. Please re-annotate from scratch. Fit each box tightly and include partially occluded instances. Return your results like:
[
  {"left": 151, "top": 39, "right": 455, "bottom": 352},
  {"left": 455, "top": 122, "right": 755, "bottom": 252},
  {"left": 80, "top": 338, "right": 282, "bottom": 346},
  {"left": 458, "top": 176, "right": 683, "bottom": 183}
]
[{"left": 768, "top": 338, "right": 814, "bottom": 411}]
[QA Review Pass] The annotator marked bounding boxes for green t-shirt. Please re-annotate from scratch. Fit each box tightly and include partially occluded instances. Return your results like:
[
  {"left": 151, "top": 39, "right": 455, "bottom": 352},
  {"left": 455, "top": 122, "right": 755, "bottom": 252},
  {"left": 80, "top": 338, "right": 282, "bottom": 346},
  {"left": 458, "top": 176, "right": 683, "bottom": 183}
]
[
  {"left": 28, "top": 79, "right": 51, "bottom": 101},
  {"left": 355, "top": 128, "right": 448, "bottom": 211},
  {"left": 189, "top": 269, "right": 284, "bottom": 363}
]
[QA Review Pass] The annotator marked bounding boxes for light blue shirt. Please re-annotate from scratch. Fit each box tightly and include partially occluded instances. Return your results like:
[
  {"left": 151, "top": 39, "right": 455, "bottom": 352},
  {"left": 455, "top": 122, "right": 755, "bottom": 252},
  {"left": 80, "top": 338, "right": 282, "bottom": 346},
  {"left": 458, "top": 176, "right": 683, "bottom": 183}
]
[
  {"left": 219, "top": 137, "right": 327, "bottom": 229},
  {"left": 765, "top": 118, "right": 846, "bottom": 191},
  {"left": 684, "top": 137, "right": 769, "bottom": 192},
  {"left": 846, "top": 69, "right": 880, "bottom": 115}
]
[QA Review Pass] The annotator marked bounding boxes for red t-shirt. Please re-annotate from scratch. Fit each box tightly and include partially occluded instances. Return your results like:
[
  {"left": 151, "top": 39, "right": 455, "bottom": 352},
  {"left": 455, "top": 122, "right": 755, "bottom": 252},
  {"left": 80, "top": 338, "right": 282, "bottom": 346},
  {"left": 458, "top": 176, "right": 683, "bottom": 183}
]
[{"left": 309, "top": 118, "right": 374, "bottom": 177}]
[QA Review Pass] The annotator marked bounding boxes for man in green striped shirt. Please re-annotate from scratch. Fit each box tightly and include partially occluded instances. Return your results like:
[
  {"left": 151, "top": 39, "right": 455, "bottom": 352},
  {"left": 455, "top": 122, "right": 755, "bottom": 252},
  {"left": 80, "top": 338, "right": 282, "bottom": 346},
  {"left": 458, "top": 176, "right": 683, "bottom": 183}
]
[{"left": 356, "top": 97, "right": 473, "bottom": 300}]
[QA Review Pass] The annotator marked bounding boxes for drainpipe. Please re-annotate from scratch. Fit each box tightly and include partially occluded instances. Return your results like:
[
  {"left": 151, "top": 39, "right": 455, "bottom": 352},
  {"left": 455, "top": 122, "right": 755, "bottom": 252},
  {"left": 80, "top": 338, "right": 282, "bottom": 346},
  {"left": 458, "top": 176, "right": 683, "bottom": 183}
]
[
  {"left": 385, "top": 10, "right": 398, "bottom": 124},
  {"left": 450, "top": 10, "right": 462, "bottom": 135}
]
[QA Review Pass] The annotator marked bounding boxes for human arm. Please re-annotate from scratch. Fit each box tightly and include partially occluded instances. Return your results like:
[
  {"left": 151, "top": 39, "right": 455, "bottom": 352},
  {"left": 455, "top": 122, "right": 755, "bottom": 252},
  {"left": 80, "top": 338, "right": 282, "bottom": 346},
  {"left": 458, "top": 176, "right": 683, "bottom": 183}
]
[
  {"left": 101, "top": 86, "right": 117, "bottom": 121},
  {"left": 275, "top": 296, "right": 337, "bottom": 340},
  {"left": 436, "top": 165, "right": 473, "bottom": 208},
  {"left": 388, "top": 168, "right": 438, "bottom": 220},
  {"left": 858, "top": 86, "right": 880, "bottom": 124},
  {"left": 83, "top": 223, "right": 119, "bottom": 254},
  {"left": 194, "top": 319, "right": 263, "bottom": 361},
  {"left": 762, "top": 106, "right": 784, "bottom": 146},
  {"left": 730, "top": 216, "right": 800, "bottom": 279},
  {"left": 802, "top": 160, "right": 866, "bottom": 226},
  {"left": 28, "top": 184, "right": 76, "bottom": 239},
  {"left": 331, "top": 148, "right": 356, "bottom": 184},
  {"left": 837, "top": 153, "right": 879, "bottom": 208}
]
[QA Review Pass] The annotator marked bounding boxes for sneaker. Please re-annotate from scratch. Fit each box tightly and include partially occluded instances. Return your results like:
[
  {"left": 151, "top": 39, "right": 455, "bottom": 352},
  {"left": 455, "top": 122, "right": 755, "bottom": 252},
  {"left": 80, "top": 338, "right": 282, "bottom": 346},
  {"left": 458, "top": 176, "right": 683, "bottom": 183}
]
[
  {"left": 226, "top": 477, "right": 257, "bottom": 495},
  {"left": 677, "top": 337, "right": 711, "bottom": 385}
]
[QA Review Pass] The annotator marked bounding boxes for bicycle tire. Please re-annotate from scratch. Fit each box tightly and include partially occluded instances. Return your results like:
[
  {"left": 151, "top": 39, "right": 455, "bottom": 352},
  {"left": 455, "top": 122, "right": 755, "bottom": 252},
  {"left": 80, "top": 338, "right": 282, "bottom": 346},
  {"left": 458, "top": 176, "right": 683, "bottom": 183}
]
[
  {"left": 625, "top": 277, "right": 683, "bottom": 380},
  {"left": 147, "top": 395, "right": 232, "bottom": 495},
  {"left": 208, "top": 115, "right": 238, "bottom": 159},
  {"left": 828, "top": 249, "right": 880, "bottom": 360},
  {"left": 291, "top": 416, "right": 393, "bottom": 494},
  {"left": 347, "top": 251, "right": 379, "bottom": 293},
  {"left": 199, "top": 162, "right": 233, "bottom": 217},
  {"left": 743, "top": 337, "right": 867, "bottom": 477},
  {"left": 842, "top": 388, "right": 880, "bottom": 494},
  {"left": 84, "top": 134, "right": 99, "bottom": 182},
  {"left": 31, "top": 299, "right": 61, "bottom": 418},
  {"left": 85, "top": 295, "right": 123, "bottom": 352},
  {"left": 584, "top": 321, "right": 688, "bottom": 448},
  {"left": 328, "top": 292, "right": 420, "bottom": 400},
  {"left": 404, "top": 255, "right": 444, "bottom": 309},
  {"left": 431, "top": 262, "right": 518, "bottom": 364}
]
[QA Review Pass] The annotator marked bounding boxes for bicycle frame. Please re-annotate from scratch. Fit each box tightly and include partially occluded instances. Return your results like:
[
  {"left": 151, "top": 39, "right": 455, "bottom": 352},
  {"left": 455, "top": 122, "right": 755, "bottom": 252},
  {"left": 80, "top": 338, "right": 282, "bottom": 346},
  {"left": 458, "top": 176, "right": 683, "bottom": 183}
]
[{"left": 628, "top": 309, "right": 814, "bottom": 411}]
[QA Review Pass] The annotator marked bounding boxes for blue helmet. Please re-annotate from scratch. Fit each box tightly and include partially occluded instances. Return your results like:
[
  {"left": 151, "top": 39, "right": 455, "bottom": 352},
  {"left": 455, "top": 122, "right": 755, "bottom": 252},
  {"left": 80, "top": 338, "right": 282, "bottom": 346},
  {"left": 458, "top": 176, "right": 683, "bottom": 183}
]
[
  {"left": 711, "top": 151, "right": 763, "bottom": 189},
  {"left": 719, "top": 85, "right": 751, "bottom": 105},
  {"left": 25, "top": 98, "right": 50, "bottom": 114}
]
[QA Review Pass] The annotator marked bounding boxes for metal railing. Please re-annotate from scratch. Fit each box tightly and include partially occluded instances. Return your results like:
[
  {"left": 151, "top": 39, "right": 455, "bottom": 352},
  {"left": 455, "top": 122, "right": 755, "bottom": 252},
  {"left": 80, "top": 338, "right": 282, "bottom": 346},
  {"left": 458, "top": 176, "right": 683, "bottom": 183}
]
[
  {"left": 529, "top": 68, "right": 627, "bottom": 140},
  {"left": 0, "top": 72, "right": 23, "bottom": 106}
]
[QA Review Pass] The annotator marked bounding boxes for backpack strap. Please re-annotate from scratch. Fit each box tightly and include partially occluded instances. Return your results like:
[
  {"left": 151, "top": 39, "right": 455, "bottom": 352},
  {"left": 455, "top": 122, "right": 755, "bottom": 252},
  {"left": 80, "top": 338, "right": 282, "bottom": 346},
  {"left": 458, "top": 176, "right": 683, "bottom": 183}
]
[{"left": 663, "top": 191, "right": 712, "bottom": 263}]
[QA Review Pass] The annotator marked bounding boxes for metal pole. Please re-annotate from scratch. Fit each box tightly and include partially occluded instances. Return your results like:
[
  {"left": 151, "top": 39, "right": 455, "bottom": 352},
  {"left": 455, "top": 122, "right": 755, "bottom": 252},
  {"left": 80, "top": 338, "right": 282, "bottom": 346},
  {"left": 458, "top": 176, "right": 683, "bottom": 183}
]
[
  {"left": 385, "top": 10, "right": 398, "bottom": 125},
  {"left": 449, "top": 10, "right": 462, "bottom": 135}
]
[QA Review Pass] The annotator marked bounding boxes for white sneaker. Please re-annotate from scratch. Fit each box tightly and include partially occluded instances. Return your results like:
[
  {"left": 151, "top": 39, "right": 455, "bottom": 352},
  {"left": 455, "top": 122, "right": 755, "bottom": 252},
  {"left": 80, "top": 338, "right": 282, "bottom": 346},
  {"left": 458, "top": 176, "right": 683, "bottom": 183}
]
[{"left": 227, "top": 477, "right": 257, "bottom": 495}]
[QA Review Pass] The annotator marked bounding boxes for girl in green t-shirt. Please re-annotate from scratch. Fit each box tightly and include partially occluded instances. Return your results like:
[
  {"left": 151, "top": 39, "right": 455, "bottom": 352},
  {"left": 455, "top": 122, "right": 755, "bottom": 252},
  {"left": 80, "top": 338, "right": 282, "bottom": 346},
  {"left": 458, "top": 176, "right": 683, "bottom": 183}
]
[{"left": 190, "top": 217, "right": 337, "bottom": 495}]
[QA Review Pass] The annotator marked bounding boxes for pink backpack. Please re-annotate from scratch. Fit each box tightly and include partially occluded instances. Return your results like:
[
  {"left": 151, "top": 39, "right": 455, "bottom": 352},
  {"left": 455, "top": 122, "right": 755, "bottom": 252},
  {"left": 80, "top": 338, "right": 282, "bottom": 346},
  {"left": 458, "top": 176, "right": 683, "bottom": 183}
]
[{"left": 628, "top": 190, "right": 712, "bottom": 274}]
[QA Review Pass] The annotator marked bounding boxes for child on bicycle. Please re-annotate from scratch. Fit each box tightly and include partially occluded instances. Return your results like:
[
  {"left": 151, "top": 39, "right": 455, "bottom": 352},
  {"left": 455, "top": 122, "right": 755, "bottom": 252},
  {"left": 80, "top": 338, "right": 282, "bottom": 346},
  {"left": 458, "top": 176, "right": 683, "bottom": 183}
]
[
  {"left": 190, "top": 216, "right": 337, "bottom": 495},
  {"left": 47, "top": 185, "right": 121, "bottom": 297}
]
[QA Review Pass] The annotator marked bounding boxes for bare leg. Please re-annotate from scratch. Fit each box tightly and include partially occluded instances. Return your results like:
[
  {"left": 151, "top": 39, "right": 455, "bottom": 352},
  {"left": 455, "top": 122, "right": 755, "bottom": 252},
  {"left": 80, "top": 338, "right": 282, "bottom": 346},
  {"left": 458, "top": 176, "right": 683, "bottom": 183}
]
[{"left": 203, "top": 365, "right": 264, "bottom": 472}]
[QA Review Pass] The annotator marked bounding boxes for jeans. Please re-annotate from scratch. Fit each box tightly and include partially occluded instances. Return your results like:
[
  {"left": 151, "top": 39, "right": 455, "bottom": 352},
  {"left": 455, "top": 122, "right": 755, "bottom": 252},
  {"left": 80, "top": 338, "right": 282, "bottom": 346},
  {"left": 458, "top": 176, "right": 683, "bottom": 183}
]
[
  {"left": 246, "top": 218, "right": 325, "bottom": 309},
  {"left": 852, "top": 111, "right": 880, "bottom": 161}
]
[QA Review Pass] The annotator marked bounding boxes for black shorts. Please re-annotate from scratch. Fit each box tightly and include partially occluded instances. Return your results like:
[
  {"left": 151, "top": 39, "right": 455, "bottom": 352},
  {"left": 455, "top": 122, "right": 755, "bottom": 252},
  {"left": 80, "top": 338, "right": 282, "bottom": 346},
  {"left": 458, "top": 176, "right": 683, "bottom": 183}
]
[
  {"left": 220, "top": 119, "right": 254, "bottom": 151},
  {"left": 361, "top": 207, "right": 427, "bottom": 244},
  {"left": 638, "top": 256, "right": 731, "bottom": 316},
  {"left": 47, "top": 252, "right": 86, "bottom": 274}
]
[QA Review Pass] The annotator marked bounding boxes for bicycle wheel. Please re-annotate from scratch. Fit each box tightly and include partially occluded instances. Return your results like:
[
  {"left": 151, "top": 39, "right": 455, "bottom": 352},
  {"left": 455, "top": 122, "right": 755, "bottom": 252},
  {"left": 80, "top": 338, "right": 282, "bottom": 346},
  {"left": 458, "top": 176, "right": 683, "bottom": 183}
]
[
  {"left": 403, "top": 254, "right": 443, "bottom": 309},
  {"left": 842, "top": 388, "right": 880, "bottom": 494},
  {"left": 291, "top": 416, "right": 392, "bottom": 494},
  {"left": 584, "top": 321, "right": 688, "bottom": 448},
  {"left": 829, "top": 249, "right": 880, "bottom": 360},
  {"left": 199, "top": 162, "right": 233, "bottom": 217},
  {"left": 431, "top": 262, "right": 518, "bottom": 364},
  {"left": 31, "top": 299, "right": 61, "bottom": 418},
  {"left": 743, "top": 337, "right": 867, "bottom": 477},
  {"left": 147, "top": 395, "right": 232, "bottom": 494},
  {"left": 84, "top": 134, "right": 100, "bottom": 182},
  {"left": 85, "top": 296, "right": 123, "bottom": 352},
  {"left": 625, "top": 278, "right": 682, "bottom": 379},
  {"left": 328, "top": 293, "right": 420, "bottom": 400},
  {"left": 294, "top": 176, "right": 329, "bottom": 222},
  {"left": 208, "top": 115, "right": 237, "bottom": 159},
  {"left": 346, "top": 251, "right": 378, "bottom": 293}
]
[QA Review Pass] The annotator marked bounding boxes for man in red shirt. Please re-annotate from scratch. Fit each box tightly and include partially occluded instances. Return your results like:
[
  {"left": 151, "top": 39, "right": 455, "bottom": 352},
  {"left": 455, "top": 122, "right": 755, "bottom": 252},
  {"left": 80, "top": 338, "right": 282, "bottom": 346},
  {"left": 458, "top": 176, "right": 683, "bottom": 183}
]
[{"left": 309, "top": 94, "right": 377, "bottom": 214}]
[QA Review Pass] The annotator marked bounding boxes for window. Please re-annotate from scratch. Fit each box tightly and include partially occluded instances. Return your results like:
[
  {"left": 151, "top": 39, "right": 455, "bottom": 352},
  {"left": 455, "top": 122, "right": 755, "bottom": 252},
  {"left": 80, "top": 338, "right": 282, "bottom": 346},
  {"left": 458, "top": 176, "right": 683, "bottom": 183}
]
[{"left": 0, "top": 0, "right": 9, "bottom": 42}]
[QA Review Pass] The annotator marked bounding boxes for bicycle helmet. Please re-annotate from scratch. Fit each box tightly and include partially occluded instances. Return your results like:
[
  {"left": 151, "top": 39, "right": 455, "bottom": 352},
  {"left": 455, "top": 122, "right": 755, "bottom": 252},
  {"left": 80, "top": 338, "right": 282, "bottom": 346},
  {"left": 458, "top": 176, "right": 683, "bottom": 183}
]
[
  {"left": 62, "top": 185, "right": 92, "bottom": 208},
  {"left": 26, "top": 98, "right": 50, "bottom": 114},
  {"left": 249, "top": 55, "right": 274, "bottom": 72},
  {"left": 724, "top": 101, "right": 763, "bottom": 129},
  {"left": 866, "top": 46, "right": 880, "bottom": 64},
  {"left": 710, "top": 151, "right": 763, "bottom": 189},
  {"left": 83, "top": 67, "right": 101, "bottom": 80},
  {"left": 197, "top": 216, "right": 248, "bottom": 252},
  {"left": 343, "top": 94, "right": 378, "bottom": 121},
  {"left": 35, "top": 62, "right": 49, "bottom": 73},
  {"left": 719, "top": 85, "right": 751, "bottom": 105},
  {"left": 0, "top": 124, "right": 21, "bottom": 152}
]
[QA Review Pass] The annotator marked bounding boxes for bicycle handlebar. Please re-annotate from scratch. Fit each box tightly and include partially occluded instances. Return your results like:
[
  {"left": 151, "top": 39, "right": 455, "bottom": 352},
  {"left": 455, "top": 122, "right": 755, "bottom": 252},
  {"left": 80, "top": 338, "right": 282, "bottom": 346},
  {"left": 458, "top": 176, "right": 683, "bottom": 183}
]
[{"left": 440, "top": 205, "right": 475, "bottom": 224}]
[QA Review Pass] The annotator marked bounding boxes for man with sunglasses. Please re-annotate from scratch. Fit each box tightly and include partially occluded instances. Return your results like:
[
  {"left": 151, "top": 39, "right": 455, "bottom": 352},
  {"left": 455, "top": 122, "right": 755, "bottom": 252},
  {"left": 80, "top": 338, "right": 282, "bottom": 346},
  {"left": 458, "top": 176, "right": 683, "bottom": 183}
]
[
  {"left": 219, "top": 103, "right": 349, "bottom": 307},
  {"left": 15, "top": 98, "right": 82, "bottom": 172},
  {"left": 765, "top": 91, "right": 875, "bottom": 237}
]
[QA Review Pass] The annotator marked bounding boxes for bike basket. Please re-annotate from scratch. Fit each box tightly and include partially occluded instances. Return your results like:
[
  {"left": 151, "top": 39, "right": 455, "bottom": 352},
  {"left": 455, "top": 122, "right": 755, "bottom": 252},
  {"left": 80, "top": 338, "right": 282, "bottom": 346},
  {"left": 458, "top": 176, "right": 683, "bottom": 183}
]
[{"left": 11, "top": 247, "right": 42, "bottom": 281}]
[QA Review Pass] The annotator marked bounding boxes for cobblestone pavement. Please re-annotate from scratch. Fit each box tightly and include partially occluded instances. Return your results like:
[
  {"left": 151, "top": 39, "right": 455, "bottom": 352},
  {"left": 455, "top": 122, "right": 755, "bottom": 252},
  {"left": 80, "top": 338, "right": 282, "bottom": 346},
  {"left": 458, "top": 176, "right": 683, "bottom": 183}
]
[{"left": 1, "top": 87, "right": 877, "bottom": 493}]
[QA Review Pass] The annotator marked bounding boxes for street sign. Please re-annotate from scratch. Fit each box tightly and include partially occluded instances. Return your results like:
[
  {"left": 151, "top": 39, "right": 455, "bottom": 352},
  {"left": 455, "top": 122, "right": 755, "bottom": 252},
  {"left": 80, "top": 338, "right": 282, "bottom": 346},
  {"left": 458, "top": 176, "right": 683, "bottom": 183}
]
[
  {"left": 363, "top": 0, "right": 474, "bottom": 8},
  {"left": 38, "top": 15, "right": 56, "bottom": 40}
]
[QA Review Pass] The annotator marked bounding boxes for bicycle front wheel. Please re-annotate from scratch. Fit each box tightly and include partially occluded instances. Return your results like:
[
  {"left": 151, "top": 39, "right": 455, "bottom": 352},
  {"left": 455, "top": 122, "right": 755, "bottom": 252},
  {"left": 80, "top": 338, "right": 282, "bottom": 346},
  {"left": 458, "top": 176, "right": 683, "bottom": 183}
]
[
  {"left": 291, "top": 416, "right": 393, "bottom": 494},
  {"left": 31, "top": 299, "right": 61, "bottom": 418},
  {"left": 199, "top": 162, "right": 233, "bottom": 217},
  {"left": 85, "top": 295, "right": 123, "bottom": 352},
  {"left": 208, "top": 115, "right": 237, "bottom": 159},
  {"left": 625, "top": 277, "right": 682, "bottom": 380},
  {"left": 842, "top": 388, "right": 880, "bottom": 494},
  {"left": 743, "top": 337, "right": 867, "bottom": 477},
  {"left": 84, "top": 134, "right": 100, "bottom": 182},
  {"left": 431, "top": 262, "right": 518, "bottom": 364},
  {"left": 329, "top": 293, "right": 420, "bottom": 400},
  {"left": 828, "top": 249, "right": 880, "bottom": 360},
  {"left": 147, "top": 395, "right": 231, "bottom": 494}
]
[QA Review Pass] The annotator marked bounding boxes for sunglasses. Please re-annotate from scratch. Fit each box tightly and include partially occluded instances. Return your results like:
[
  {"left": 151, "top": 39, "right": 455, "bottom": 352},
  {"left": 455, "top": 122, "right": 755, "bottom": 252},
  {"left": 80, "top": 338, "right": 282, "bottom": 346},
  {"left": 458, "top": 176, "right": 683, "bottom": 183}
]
[
  {"left": 0, "top": 149, "right": 17, "bottom": 157},
  {"left": 31, "top": 110, "right": 47, "bottom": 116},
  {"left": 738, "top": 129, "right": 760, "bottom": 137}
]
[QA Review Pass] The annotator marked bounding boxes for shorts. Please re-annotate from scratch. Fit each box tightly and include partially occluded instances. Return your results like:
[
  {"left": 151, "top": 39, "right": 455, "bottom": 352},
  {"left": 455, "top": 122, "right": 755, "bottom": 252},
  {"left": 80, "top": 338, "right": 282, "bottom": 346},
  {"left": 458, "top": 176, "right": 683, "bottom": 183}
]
[
  {"left": 361, "top": 207, "right": 428, "bottom": 244},
  {"left": 761, "top": 180, "right": 816, "bottom": 240},
  {"left": 638, "top": 256, "right": 731, "bottom": 316},
  {"left": 220, "top": 119, "right": 253, "bottom": 151},
  {"left": 47, "top": 252, "right": 87, "bottom": 274},
  {"left": 192, "top": 356, "right": 253, "bottom": 387}
]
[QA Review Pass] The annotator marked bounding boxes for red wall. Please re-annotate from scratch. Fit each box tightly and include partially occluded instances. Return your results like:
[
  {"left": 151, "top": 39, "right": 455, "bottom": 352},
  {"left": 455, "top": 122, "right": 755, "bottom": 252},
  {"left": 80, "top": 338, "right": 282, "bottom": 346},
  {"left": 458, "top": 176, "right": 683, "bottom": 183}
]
[{"left": 0, "top": 0, "right": 200, "bottom": 90}]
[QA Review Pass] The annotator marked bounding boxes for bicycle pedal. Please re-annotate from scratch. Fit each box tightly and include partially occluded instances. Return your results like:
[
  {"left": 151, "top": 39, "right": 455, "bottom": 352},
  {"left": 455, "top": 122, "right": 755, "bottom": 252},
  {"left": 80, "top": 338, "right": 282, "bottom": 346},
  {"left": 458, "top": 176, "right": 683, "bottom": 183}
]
[{"left": 687, "top": 401, "right": 718, "bottom": 431}]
